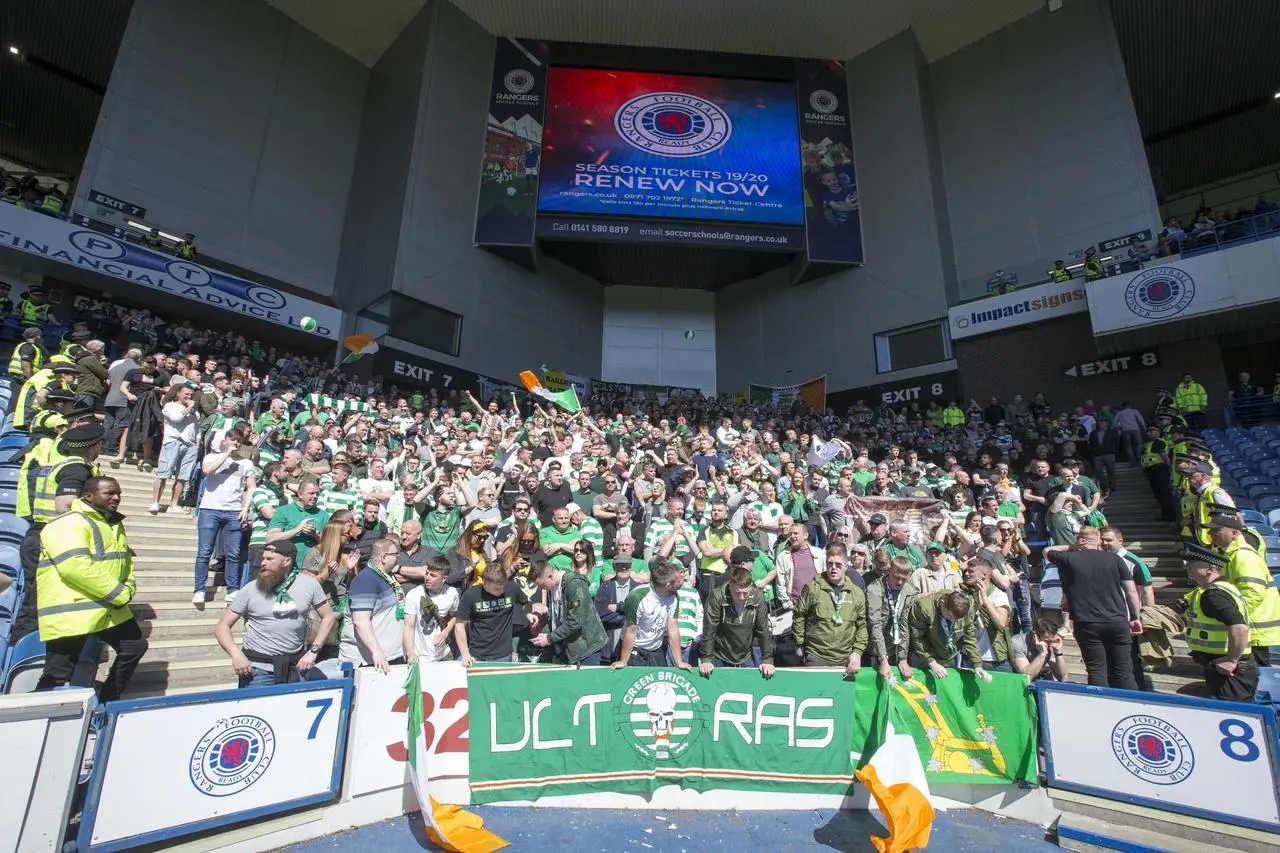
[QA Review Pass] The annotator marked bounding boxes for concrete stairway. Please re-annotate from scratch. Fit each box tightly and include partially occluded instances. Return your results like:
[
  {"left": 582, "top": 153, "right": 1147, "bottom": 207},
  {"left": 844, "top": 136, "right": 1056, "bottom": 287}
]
[
  {"left": 104, "top": 460, "right": 238, "bottom": 696},
  {"left": 1057, "top": 463, "right": 1203, "bottom": 694}
]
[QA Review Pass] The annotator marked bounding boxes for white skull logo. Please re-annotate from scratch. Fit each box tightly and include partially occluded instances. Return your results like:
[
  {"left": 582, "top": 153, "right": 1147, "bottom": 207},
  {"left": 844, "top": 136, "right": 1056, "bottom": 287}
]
[{"left": 645, "top": 683, "right": 678, "bottom": 746}]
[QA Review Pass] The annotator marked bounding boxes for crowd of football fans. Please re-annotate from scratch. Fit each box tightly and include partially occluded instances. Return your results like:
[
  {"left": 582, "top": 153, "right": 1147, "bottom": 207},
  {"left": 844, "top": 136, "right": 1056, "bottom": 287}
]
[{"left": 8, "top": 292, "right": 1276, "bottom": 704}]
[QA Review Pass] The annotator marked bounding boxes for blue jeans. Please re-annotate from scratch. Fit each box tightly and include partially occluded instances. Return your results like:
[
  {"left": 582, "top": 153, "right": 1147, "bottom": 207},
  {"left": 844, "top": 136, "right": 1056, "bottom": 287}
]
[
  {"left": 195, "top": 509, "right": 245, "bottom": 593},
  {"left": 238, "top": 667, "right": 276, "bottom": 688}
]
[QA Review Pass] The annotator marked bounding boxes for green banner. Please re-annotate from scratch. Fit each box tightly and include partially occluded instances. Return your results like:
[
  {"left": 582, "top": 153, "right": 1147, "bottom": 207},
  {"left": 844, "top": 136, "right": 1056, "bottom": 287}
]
[
  {"left": 852, "top": 673, "right": 1039, "bottom": 786},
  {"left": 466, "top": 667, "right": 1036, "bottom": 803}
]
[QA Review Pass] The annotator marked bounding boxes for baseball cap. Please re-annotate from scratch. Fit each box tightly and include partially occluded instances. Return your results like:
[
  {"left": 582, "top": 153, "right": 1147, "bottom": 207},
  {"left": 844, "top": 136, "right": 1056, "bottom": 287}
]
[
  {"left": 262, "top": 540, "right": 297, "bottom": 560},
  {"left": 564, "top": 502, "right": 582, "bottom": 515},
  {"left": 613, "top": 554, "right": 634, "bottom": 568},
  {"left": 925, "top": 542, "right": 946, "bottom": 553},
  {"left": 868, "top": 513, "right": 888, "bottom": 526},
  {"left": 729, "top": 545, "right": 755, "bottom": 565}
]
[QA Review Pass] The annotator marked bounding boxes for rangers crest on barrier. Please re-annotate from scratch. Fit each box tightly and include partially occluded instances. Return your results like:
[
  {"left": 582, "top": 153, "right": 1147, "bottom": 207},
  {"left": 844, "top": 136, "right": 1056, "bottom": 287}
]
[
  {"left": 1110, "top": 714, "right": 1195, "bottom": 786},
  {"left": 189, "top": 714, "right": 277, "bottom": 797}
]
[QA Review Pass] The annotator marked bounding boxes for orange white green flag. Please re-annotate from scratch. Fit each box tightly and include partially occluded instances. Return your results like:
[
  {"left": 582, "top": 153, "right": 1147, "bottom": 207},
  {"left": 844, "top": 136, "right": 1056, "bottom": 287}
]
[
  {"left": 854, "top": 681, "right": 935, "bottom": 853},
  {"left": 404, "top": 662, "right": 509, "bottom": 853}
]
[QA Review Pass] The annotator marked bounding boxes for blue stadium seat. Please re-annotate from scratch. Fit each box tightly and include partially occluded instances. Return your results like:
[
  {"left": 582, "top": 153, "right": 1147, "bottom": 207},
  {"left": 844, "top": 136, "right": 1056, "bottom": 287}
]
[
  {"left": 1, "top": 631, "right": 44, "bottom": 694},
  {"left": 1239, "top": 475, "right": 1268, "bottom": 490},
  {"left": 0, "top": 434, "right": 27, "bottom": 452},
  {"left": 0, "top": 489, "right": 16, "bottom": 518},
  {"left": 0, "top": 469, "right": 19, "bottom": 491},
  {"left": 1225, "top": 462, "right": 1250, "bottom": 479},
  {"left": 0, "top": 515, "right": 27, "bottom": 546},
  {"left": 0, "top": 542, "right": 21, "bottom": 579},
  {"left": 1248, "top": 484, "right": 1279, "bottom": 500},
  {"left": 1242, "top": 509, "right": 1271, "bottom": 527}
]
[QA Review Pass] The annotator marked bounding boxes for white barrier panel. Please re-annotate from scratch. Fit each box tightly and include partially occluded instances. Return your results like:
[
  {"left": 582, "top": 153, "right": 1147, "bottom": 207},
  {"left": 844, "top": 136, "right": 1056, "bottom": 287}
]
[
  {"left": 78, "top": 680, "right": 352, "bottom": 852},
  {"left": 344, "top": 663, "right": 470, "bottom": 804},
  {"left": 0, "top": 689, "right": 94, "bottom": 853},
  {"left": 1038, "top": 681, "right": 1280, "bottom": 834}
]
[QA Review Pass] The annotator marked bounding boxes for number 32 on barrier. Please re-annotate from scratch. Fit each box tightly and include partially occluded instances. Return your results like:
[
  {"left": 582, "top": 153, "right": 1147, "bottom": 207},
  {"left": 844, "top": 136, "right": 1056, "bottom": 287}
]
[{"left": 385, "top": 687, "right": 469, "bottom": 761}]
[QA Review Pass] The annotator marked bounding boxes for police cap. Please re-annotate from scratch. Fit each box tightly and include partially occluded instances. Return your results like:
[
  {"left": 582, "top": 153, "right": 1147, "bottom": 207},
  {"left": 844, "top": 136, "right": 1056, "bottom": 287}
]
[
  {"left": 58, "top": 424, "right": 105, "bottom": 451},
  {"left": 1180, "top": 540, "right": 1227, "bottom": 569}
]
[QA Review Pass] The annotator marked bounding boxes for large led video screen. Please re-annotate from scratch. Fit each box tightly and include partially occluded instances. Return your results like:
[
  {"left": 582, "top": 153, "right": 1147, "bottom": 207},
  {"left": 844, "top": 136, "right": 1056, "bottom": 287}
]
[{"left": 538, "top": 68, "right": 804, "bottom": 230}]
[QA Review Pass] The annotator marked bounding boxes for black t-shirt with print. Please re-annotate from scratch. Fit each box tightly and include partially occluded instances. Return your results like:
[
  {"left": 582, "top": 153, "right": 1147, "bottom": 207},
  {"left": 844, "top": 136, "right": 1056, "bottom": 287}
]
[{"left": 456, "top": 582, "right": 529, "bottom": 661}]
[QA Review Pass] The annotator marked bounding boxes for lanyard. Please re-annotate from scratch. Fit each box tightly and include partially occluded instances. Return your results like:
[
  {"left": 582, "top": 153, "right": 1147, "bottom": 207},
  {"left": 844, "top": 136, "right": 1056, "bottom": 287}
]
[{"left": 367, "top": 561, "right": 405, "bottom": 620}]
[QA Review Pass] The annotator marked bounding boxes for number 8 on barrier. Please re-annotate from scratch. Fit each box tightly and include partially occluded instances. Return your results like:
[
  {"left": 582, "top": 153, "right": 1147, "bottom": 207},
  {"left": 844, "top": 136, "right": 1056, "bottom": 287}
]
[{"left": 1219, "top": 718, "right": 1260, "bottom": 762}]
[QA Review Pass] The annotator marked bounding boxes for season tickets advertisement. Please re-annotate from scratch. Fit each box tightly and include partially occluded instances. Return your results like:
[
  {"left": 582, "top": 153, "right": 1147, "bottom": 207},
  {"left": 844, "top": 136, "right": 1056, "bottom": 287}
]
[{"left": 538, "top": 68, "right": 804, "bottom": 226}]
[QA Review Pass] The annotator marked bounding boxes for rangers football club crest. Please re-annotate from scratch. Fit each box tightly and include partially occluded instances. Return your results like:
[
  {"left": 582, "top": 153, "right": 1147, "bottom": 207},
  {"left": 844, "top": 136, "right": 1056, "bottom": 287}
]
[
  {"left": 1110, "top": 714, "right": 1195, "bottom": 785},
  {"left": 614, "top": 92, "right": 732, "bottom": 157},
  {"left": 1124, "top": 267, "right": 1196, "bottom": 320},
  {"left": 189, "top": 715, "right": 277, "bottom": 797}
]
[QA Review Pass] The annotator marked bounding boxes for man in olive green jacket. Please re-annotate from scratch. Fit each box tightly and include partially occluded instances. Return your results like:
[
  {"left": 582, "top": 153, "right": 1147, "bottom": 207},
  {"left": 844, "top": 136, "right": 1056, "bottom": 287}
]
[
  {"left": 793, "top": 544, "right": 867, "bottom": 674},
  {"left": 699, "top": 561, "right": 774, "bottom": 677},
  {"left": 530, "top": 556, "right": 607, "bottom": 665},
  {"left": 906, "top": 589, "right": 991, "bottom": 682},
  {"left": 866, "top": 556, "right": 918, "bottom": 681}
]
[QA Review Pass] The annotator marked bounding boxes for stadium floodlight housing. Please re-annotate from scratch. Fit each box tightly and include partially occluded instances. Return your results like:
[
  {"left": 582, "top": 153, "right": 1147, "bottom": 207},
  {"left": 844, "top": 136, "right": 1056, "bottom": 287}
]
[{"left": 7, "top": 46, "right": 19, "bottom": 56}]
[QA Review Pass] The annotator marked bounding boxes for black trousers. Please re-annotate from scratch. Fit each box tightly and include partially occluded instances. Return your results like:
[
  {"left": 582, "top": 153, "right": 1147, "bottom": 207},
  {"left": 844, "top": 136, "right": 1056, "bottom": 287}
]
[
  {"left": 696, "top": 569, "right": 729, "bottom": 603},
  {"left": 102, "top": 404, "right": 129, "bottom": 453},
  {"left": 1072, "top": 619, "right": 1138, "bottom": 690},
  {"left": 1093, "top": 453, "right": 1117, "bottom": 494},
  {"left": 9, "top": 524, "right": 43, "bottom": 642},
  {"left": 37, "top": 619, "right": 149, "bottom": 702},
  {"left": 1144, "top": 465, "right": 1180, "bottom": 522},
  {"left": 1196, "top": 653, "right": 1259, "bottom": 703},
  {"left": 1130, "top": 636, "right": 1153, "bottom": 691}
]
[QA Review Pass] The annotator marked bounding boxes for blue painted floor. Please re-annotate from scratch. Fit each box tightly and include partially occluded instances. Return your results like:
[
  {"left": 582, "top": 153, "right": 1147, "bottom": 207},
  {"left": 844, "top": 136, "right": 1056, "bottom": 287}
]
[{"left": 282, "top": 807, "right": 1058, "bottom": 852}]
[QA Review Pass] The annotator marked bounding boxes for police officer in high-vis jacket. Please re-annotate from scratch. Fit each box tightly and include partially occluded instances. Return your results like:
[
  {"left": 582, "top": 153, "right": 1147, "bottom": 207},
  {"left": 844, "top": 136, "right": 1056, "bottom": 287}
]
[
  {"left": 13, "top": 362, "right": 76, "bottom": 433},
  {"left": 1180, "top": 541, "right": 1257, "bottom": 702},
  {"left": 16, "top": 286, "right": 53, "bottom": 327},
  {"left": 35, "top": 474, "right": 147, "bottom": 700},
  {"left": 7, "top": 326, "right": 46, "bottom": 397},
  {"left": 10, "top": 424, "right": 104, "bottom": 643},
  {"left": 1208, "top": 509, "right": 1280, "bottom": 667}
]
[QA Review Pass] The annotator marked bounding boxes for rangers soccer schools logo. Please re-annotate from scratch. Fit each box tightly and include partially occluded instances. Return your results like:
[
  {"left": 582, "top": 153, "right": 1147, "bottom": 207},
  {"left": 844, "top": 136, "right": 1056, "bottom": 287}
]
[
  {"left": 614, "top": 92, "right": 732, "bottom": 157},
  {"left": 503, "top": 69, "right": 535, "bottom": 94},
  {"left": 1110, "top": 714, "right": 1194, "bottom": 785},
  {"left": 189, "top": 715, "right": 277, "bottom": 797},
  {"left": 809, "top": 89, "right": 839, "bottom": 114}
]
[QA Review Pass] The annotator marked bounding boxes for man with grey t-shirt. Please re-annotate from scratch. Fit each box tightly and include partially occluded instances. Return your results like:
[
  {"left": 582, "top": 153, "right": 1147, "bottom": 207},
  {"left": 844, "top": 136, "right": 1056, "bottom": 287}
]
[
  {"left": 103, "top": 347, "right": 140, "bottom": 456},
  {"left": 213, "top": 540, "right": 337, "bottom": 687}
]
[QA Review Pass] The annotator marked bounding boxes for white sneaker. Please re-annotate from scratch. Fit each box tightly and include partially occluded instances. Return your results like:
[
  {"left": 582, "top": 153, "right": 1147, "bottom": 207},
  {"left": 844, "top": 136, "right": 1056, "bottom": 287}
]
[
  {"left": 166, "top": 505, "right": 189, "bottom": 515},
  {"left": 225, "top": 590, "right": 238, "bottom": 605},
  {"left": 191, "top": 590, "right": 206, "bottom": 605},
  {"left": 148, "top": 502, "right": 161, "bottom": 514}
]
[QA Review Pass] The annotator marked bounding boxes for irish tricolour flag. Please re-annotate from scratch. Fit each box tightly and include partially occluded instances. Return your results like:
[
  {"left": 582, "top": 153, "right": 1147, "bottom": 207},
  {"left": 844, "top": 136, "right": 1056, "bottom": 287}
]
[
  {"left": 519, "top": 370, "right": 581, "bottom": 413},
  {"left": 854, "top": 681, "right": 935, "bottom": 853},
  {"left": 404, "top": 662, "right": 508, "bottom": 852}
]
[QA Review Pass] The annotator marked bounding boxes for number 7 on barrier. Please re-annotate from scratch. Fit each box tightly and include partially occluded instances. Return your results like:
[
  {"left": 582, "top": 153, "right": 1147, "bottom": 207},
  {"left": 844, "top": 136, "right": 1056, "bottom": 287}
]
[{"left": 306, "top": 697, "right": 333, "bottom": 740}]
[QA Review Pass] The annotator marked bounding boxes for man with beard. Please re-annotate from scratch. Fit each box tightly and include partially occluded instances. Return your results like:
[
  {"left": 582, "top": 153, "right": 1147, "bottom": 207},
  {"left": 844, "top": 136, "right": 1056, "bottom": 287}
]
[{"left": 214, "top": 540, "right": 337, "bottom": 686}]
